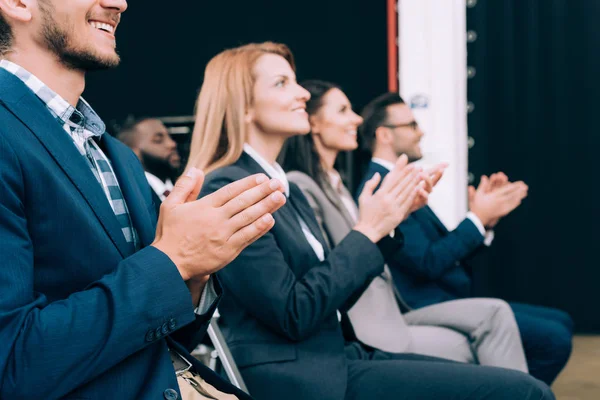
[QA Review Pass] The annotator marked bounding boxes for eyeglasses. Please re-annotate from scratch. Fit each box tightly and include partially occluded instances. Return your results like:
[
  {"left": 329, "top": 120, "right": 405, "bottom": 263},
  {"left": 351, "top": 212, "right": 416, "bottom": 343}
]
[{"left": 382, "top": 121, "right": 419, "bottom": 131}]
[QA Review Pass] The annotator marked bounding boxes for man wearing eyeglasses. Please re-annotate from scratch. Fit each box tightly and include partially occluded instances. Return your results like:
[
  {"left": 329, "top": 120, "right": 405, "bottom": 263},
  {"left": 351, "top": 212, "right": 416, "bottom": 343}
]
[{"left": 355, "top": 92, "right": 573, "bottom": 386}]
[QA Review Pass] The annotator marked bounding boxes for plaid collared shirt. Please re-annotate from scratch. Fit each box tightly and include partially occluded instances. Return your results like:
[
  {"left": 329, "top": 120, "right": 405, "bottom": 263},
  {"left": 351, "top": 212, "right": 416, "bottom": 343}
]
[
  {"left": 0, "top": 59, "right": 139, "bottom": 251},
  {"left": 1, "top": 60, "right": 217, "bottom": 312}
]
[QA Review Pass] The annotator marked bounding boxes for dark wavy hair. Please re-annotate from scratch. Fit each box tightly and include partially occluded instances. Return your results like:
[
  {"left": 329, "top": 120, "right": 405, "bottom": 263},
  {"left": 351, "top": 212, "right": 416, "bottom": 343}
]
[
  {"left": 279, "top": 79, "right": 341, "bottom": 189},
  {"left": 0, "top": 12, "right": 12, "bottom": 55}
]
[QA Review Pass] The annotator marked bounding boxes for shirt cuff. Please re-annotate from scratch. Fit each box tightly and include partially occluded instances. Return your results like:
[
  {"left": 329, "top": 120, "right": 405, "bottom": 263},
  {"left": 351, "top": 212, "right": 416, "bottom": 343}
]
[
  {"left": 466, "top": 212, "right": 486, "bottom": 235},
  {"left": 483, "top": 230, "right": 495, "bottom": 247},
  {"left": 466, "top": 212, "right": 495, "bottom": 247},
  {"left": 194, "top": 277, "right": 218, "bottom": 316}
]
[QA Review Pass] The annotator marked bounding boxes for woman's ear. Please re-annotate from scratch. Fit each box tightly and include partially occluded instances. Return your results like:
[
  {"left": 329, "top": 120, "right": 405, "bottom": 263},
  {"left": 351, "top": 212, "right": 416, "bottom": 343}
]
[
  {"left": 309, "top": 114, "right": 320, "bottom": 135},
  {"left": 244, "top": 108, "right": 254, "bottom": 125}
]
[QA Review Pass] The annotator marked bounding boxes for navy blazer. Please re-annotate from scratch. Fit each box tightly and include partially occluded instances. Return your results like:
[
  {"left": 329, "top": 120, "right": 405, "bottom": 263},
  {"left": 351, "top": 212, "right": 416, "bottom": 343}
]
[
  {"left": 200, "top": 153, "right": 403, "bottom": 400},
  {"left": 356, "top": 161, "right": 485, "bottom": 309},
  {"left": 0, "top": 69, "right": 249, "bottom": 400}
]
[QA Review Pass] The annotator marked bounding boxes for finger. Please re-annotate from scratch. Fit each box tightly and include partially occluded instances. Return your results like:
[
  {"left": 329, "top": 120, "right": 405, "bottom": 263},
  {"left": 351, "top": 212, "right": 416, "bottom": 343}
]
[
  {"left": 416, "top": 187, "right": 429, "bottom": 203},
  {"left": 228, "top": 213, "right": 276, "bottom": 250},
  {"left": 209, "top": 173, "right": 270, "bottom": 207},
  {"left": 163, "top": 168, "right": 205, "bottom": 208},
  {"left": 497, "top": 182, "right": 525, "bottom": 197},
  {"left": 427, "top": 162, "right": 449, "bottom": 178},
  {"left": 228, "top": 190, "right": 286, "bottom": 231},
  {"left": 378, "top": 154, "right": 411, "bottom": 193},
  {"left": 418, "top": 172, "right": 434, "bottom": 193},
  {"left": 358, "top": 172, "right": 381, "bottom": 202},
  {"left": 468, "top": 186, "right": 476, "bottom": 199},
  {"left": 479, "top": 175, "right": 490, "bottom": 192},
  {"left": 397, "top": 185, "right": 421, "bottom": 217},
  {"left": 430, "top": 168, "right": 445, "bottom": 187},
  {"left": 489, "top": 172, "right": 508, "bottom": 189},
  {"left": 391, "top": 171, "right": 421, "bottom": 209},
  {"left": 497, "top": 172, "right": 509, "bottom": 183},
  {"left": 185, "top": 169, "right": 206, "bottom": 203},
  {"left": 390, "top": 167, "right": 421, "bottom": 199},
  {"left": 222, "top": 178, "right": 284, "bottom": 218}
]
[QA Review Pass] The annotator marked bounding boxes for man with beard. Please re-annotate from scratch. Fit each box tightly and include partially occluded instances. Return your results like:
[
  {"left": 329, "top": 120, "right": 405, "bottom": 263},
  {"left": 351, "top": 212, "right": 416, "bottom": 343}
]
[
  {"left": 118, "top": 118, "right": 182, "bottom": 204},
  {"left": 355, "top": 92, "right": 573, "bottom": 386},
  {"left": 0, "top": 0, "right": 287, "bottom": 399}
]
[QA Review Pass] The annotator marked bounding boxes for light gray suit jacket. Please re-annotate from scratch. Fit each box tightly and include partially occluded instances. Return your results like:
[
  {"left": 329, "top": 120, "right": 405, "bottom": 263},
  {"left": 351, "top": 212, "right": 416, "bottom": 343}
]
[{"left": 287, "top": 171, "right": 414, "bottom": 352}]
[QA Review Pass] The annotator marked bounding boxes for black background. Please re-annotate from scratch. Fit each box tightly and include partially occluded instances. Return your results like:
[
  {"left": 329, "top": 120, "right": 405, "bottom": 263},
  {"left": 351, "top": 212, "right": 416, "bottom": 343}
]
[
  {"left": 85, "top": 0, "right": 388, "bottom": 127},
  {"left": 467, "top": 0, "right": 600, "bottom": 332}
]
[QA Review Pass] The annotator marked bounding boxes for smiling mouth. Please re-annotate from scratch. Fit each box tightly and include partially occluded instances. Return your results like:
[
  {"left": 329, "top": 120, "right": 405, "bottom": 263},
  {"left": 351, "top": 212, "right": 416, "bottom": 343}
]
[{"left": 89, "top": 20, "right": 116, "bottom": 35}]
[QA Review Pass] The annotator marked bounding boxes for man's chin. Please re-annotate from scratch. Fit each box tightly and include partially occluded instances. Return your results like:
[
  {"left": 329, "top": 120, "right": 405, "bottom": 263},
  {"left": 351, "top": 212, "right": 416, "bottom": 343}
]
[
  {"left": 407, "top": 152, "right": 423, "bottom": 163},
  {"left": 60, "top": 51, "right": 121, "bottom": 71}
]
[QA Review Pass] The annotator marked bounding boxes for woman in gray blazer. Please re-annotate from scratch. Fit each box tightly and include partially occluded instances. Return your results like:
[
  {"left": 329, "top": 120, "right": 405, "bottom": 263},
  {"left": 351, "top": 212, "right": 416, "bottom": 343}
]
[{"left": 281, "top": 80, "right": 528, "bottom": 372}]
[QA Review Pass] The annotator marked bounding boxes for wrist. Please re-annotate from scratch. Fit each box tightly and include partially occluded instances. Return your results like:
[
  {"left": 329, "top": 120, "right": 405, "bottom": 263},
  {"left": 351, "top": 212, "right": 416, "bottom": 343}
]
[
  {"left": 151, "top": 241, "right": 191, "bottom": 281},
  {"left": 470, "top": 209, "right": 492, "bottom": 227},
  {"left": 186, "top": 277, "right": 209, "bottom": 307},
  {"left": 353, "top": 224, "right": 383, "bottom": 243}
]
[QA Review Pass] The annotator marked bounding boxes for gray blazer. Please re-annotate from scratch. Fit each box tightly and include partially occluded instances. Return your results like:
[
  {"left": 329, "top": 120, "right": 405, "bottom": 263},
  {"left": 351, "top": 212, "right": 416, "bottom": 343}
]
[
  {"left": 287, "top": 171, "right": 414, "bottom": 353},
  {"left": 286, "top": 171, "right": 356, "bottom": 246}
]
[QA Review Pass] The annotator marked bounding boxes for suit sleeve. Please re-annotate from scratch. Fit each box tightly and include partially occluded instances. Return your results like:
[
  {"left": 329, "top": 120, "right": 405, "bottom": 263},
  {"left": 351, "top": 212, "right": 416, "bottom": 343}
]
[
  {"left": 389, "top": 215, "right": 485, "bottom": 280},
  {"left": 202, "top": 173, "right": 386, "bottom": 342},
  {"left": 0, "top": 134, "right": 199, "bottom": 399},
  {"left": 122, "top": 145, "right": 221, "bottom": 353}
]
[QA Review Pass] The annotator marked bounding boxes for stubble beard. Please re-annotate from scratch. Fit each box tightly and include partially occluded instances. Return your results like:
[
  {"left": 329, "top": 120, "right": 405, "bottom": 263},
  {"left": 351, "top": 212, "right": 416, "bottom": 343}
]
[{"left": 39, "top": 2, "right": 120, "bottom": 71}]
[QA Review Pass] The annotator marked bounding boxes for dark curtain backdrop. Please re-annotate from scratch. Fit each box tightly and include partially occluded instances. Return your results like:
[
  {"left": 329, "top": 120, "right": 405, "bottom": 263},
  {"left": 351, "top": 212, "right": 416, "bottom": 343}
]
[
  {"left": 85, "top": 0, "right": 388, "bottom": 130},
  {"left": 467, "top": 1, "right": 600, "bottom": 332}
]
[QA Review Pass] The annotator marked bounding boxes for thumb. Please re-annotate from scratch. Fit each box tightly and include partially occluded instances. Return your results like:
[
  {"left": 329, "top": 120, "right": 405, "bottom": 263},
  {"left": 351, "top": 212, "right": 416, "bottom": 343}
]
[
  {"left": 164, "top": 168, "right": 205, "bottom": 207},
  {"left": 480, "top": 175, "right": 490, "bottom": 192},
  {"left": 359, "top": 172, "right": 381, "bottom": 201},
  {"left": 468, "top": 185, "right": 476, "bottom": 199},
  {"left": 185, "top": 170, "right": 205, "bottom": 203}
]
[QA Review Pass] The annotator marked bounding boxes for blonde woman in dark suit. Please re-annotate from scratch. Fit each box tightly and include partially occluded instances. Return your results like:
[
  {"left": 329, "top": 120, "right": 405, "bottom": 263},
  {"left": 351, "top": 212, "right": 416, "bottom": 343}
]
[
  {"left": 187, "top": 43, "right": 553, "bottom": 400},
  {"left": 282, "top": 80, "right": 529, "bottom": 371}
]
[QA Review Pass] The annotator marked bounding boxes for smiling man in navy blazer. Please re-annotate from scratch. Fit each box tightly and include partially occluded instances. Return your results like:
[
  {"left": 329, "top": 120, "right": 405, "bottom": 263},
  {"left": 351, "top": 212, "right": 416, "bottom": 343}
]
[
  {"left": 355, "top": 92, "right": 573, "bottom": 386},
  {"left": 0, "top": 0, "right": 287, "bottom": 399}
]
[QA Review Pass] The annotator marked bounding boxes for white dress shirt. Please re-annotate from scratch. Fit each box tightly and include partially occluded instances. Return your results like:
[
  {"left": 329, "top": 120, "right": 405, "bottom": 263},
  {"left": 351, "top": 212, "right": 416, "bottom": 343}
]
[
  {"left": 244, "top": 144, "right": 325, "bottom": 262},
  {"left": 145, "top": 172, "right": 174, "bottom": 202},
  {"left": 371, "top": 158, "right": 494, "bottom": 246}
]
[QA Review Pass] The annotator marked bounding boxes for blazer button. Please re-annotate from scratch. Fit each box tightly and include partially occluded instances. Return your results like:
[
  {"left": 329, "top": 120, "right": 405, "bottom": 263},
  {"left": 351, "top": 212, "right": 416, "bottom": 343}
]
[
  {"left": 161, "top": 322, "right": 170, "bottom": 336},
  {"left": 168, "top": 319, "right": 177, "bottom": 330},
  {"left": 163, "top": 388, "right": 178, "bottom": 400},
  {"left": 145, "top": 330, "right": 155, "bottom": 342},
  {"left": 155, "top": 327, "right": 163, "bottom": 339}
]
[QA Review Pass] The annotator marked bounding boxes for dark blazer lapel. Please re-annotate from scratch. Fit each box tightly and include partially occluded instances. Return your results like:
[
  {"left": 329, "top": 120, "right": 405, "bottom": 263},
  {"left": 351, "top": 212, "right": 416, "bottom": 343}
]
[
  {"left": 237, "top": 153, "right": 330, "bottom": 253},
  {"left": 288, "top": 184, "right": 331, "bottom": 253},
  {"left": 0, "top": 70, "right": 130, "bottom": 258},
  {"left": 103, "top": 135, "right": 156, "bottom": 248}
]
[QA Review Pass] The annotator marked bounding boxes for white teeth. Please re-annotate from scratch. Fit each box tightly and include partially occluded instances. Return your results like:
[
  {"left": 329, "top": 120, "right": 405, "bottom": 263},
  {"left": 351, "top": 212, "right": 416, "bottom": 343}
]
[
  {"left": 347, "top": 130, "right": 357, "bottom": 136},
  {"left": 293, "top": 109, "right": 306, "bottom": 113},
  {"left": 90, "top": 21, "right": 115, "bottom": 34}
]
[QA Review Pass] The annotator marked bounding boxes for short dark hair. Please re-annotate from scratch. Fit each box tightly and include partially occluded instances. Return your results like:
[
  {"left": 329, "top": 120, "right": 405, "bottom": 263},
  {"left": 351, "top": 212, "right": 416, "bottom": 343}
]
[
  {"left": 279, "top": 80, "right": 340, "bottom": 189},
  {"left": 0, "top": 12, "right": 13, "bottom": 55},
  {"left": 359, "top": 92, "right": 405, "bottom": 155},
  {"left": 116, "top": 116, "right": 153, "bottom": 149}
]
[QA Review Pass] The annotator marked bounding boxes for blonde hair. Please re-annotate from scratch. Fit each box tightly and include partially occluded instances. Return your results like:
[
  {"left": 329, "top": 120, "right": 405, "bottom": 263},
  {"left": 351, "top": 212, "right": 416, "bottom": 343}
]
[{"left": 186, "top": 42, "right": 296, "bottom": 174}]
